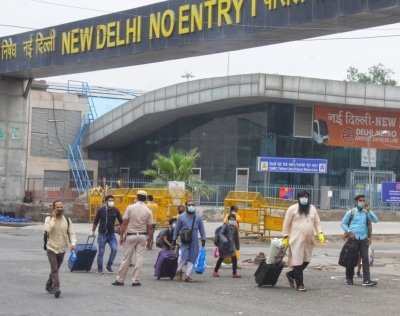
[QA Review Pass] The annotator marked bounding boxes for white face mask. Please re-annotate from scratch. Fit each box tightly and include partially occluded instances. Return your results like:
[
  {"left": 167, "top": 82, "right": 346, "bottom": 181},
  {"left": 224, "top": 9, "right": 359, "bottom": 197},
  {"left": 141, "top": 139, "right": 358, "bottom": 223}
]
[
  {"left": 107, "top": 201, "right": 115, "bottom": 208},
  {"left": 187, "top": 206, "right": 196, "bottom": 213},
  {"left": 228, "top": 220, "right": 236, "bottom": 226},
  {"left": 299, "top": 197, "right": 308, "bottom": 206}
]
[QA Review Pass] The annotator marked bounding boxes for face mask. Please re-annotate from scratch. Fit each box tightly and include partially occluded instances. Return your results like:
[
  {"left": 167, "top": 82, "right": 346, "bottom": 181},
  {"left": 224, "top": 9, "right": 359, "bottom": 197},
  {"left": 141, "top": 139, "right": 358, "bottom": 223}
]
[
  {"left": 299, "top": 197, "right": 308, "bottom": 206},
  {"left": 228, "top": 220, "right": 236, "bottom": 226},
  {"left": 56, "top": 209, "right": 64, "bottom": 216},
  {"left": 187, "top": 206, "right": 196, "bottom": 213},
  {"left": 357, "top": 202, "right": 365, "bottom": 209},
  {"left": 107, "top": 201, "right": 115, "bottom": 208}
]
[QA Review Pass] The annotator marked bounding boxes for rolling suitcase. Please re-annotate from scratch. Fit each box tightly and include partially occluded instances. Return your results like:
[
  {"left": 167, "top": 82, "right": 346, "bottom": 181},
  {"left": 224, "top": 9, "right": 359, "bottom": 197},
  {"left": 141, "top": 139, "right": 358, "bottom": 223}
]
[
  {"left": 254, "top": 259, "right": 284, "bottom": 287},
  {"left": 154, "top": 248, "right": 178, "bottom": 280},
  {"left": 68, "top": 235, "right": 97, "bottom": 272}
]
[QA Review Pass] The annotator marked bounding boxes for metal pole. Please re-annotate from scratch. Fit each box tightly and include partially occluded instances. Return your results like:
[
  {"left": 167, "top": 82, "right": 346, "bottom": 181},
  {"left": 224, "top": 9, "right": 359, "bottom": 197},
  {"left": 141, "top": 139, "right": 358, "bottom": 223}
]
[{"left": 367, "top": 136, "right": 372, "bottom": 208}]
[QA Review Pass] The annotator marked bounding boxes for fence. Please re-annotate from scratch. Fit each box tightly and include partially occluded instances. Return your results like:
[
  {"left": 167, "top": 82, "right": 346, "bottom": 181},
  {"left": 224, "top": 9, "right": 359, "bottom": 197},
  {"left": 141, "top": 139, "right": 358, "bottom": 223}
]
[{"left": 24, "top": 177, "right": 399, "bottom": 211}]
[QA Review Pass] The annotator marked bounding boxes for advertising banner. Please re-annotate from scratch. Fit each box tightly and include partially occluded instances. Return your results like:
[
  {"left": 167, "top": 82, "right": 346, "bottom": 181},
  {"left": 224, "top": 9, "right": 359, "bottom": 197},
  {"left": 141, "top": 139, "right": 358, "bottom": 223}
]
[{"left": 314, "top": 106, "right": 400, "bottom": 150}]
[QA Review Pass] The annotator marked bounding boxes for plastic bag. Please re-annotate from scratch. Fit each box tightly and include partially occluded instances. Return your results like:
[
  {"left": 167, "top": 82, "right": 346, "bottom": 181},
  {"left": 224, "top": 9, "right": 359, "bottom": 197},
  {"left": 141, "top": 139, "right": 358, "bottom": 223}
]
[
  {"left": 266, "top": 238, "right": 286, "bottom": 264},
  {"left": 369, "top": 247, "right": 374, "bottom": 266},
  {"left": 194, "top": 247, "right": 207, "bottom": 274}
]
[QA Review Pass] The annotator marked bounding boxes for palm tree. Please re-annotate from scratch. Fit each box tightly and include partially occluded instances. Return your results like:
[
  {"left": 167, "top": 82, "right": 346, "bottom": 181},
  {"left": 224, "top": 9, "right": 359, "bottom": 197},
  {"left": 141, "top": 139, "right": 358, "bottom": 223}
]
[{"left": 142, "top": 147, "right": 214, "bottom": 199}]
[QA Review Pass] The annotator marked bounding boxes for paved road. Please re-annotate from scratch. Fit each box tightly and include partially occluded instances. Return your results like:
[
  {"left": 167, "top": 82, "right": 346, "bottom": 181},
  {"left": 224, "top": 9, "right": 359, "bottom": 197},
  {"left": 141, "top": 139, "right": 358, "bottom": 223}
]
[{"left": 0, "top": 223, "right": 399, "bottom": 316}]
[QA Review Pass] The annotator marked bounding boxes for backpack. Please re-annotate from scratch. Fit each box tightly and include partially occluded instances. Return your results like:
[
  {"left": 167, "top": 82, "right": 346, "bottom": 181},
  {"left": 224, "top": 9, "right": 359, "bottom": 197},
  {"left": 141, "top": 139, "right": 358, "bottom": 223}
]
[
  {"left": 213, "top": 225, "right": 224, "bottom": 247},
  {"left": 43, "top": 216, "right": 70, "bottom": 251},
  {"left": 155, "top": 229, "right": 168, "bottom": 248}
]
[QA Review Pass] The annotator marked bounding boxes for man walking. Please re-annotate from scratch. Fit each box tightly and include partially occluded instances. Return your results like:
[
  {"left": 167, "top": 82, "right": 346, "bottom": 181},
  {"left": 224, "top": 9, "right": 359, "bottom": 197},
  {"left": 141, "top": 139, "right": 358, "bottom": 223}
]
[
  {"left": 341, "top": 194, "right": 378, "bottom": 286},
  {"left": 92, "top": 194, "right": 123, "bottom": 273},
  {"left": 112, "top": 190, "right": 154, "bottom": 286},
  {"left": 282, "top": 190, "right": 325, "bottom": 292},
  {"left": 173, "top": 200, "right": 206, "bottom": 282},
  {"left": 44, "top": 200, "right": 77, "bottom": 298}
]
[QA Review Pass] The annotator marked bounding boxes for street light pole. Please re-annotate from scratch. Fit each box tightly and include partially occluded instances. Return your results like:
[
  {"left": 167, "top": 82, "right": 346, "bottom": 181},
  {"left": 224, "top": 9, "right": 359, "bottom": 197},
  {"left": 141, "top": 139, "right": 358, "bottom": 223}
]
[{"left": 366, "top": 130, "right": 389, "bottom": 209}]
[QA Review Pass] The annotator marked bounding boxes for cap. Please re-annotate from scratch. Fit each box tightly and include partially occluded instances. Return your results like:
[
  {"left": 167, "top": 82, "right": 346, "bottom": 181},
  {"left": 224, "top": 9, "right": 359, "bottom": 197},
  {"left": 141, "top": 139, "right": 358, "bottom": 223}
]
[{"left": 137, "top": 190, "right": 147, "bottom": 196}]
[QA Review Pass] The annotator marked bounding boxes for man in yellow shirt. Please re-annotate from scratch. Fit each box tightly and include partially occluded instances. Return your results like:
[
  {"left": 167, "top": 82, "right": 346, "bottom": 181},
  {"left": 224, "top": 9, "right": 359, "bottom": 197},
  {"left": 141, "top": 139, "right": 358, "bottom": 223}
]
[
  {"left": 44, "top": 200, "right": 77, "bottom": 298},
  {"left": 146, "top": 194, "right": 159, "bottom": 229}
]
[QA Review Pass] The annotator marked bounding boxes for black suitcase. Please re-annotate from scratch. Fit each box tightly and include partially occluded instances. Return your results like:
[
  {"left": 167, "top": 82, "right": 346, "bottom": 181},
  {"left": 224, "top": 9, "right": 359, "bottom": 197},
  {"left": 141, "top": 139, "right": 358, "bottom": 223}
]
[
  {"left": 254, "top": 259, "right": 284, "bottom": 287},
  {"left": 68, "top": 235, "right": 97, "bottom": 272}
]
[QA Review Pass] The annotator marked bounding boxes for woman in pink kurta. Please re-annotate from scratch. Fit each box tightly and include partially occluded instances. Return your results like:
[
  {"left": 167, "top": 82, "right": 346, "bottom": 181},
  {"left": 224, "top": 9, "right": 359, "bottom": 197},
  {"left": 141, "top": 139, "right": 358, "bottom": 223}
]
[{"left": 282, "top": 190, "right": 323, "bottom": 292}]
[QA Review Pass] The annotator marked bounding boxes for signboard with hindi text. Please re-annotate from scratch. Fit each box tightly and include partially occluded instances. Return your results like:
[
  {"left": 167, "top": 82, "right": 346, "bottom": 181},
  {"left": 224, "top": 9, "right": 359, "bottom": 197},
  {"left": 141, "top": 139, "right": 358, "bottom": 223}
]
[{"left": 257, "top": 157, "right": 328, "bottom": 174}]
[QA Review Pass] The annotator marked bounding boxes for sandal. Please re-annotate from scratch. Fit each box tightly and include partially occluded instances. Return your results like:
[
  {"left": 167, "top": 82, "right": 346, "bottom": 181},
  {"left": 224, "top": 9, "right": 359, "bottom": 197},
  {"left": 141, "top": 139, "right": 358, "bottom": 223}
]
[
  {"left": 175, "top": 270, "right": 183, "bottom": 281},
  {"left": 184, "top": 276, "right": 194, "bottom": 282}
]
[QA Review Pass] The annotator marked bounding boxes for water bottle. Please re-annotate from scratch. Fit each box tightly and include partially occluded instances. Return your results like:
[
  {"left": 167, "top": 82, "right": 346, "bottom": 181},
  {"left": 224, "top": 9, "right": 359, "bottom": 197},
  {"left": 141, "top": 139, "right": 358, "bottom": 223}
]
[{"left": 71, "top": 250, "right": 77, "bottom": 263}]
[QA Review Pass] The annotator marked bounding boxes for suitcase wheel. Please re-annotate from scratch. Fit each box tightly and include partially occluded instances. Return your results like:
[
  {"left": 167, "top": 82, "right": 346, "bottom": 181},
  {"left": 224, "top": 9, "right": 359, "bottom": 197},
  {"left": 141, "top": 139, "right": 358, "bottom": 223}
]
[
  {"left": 157, "top": 277, "right": 160, "bottom": 280},
  {"left": 170, "top": 276, "right": 174, "bottom": 280}
]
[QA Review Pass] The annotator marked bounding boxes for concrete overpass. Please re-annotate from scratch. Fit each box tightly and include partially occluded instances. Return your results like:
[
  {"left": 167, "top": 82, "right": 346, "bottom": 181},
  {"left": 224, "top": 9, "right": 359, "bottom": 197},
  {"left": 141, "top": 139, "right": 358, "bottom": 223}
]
[{"left": 84, "top": 73, "right": 400, "bottom": 150}]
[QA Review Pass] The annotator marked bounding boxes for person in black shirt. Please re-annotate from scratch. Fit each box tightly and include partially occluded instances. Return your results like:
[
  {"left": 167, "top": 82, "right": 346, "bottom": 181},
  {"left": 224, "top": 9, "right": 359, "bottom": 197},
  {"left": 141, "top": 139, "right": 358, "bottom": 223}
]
[{"left": 92, "top": 195, "right": 123, "bottom": 273}]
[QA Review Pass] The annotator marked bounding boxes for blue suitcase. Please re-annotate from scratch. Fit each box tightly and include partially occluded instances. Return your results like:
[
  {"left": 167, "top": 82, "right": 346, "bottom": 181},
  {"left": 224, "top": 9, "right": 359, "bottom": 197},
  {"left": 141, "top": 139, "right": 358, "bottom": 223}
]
[{"left": 68, "top": 235, "right": 97, "bottom": 272}]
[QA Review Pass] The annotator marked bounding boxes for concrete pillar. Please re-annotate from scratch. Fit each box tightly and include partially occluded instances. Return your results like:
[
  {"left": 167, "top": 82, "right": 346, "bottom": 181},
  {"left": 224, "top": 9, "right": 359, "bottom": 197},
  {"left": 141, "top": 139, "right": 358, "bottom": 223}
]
[{"left": 0, "top": 78, "right": 29, "bottom": 202}]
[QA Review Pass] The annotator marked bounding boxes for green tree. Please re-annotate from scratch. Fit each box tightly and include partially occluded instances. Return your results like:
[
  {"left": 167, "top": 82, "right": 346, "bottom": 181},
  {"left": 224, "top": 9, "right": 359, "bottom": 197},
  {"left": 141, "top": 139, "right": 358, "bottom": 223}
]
[
  {"left": 142, "top": 147, "right": 214, "bottom": 199},
  {"left": 346, "top": 63, "right": 397, "bottom": 86}
]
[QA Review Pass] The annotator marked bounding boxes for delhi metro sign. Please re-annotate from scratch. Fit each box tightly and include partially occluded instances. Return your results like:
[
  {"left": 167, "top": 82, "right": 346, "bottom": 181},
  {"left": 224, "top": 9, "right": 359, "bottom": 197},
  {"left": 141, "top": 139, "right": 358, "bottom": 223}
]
[
  {"left": 1, "top": 1, "right": 400, "bottom": 79},
  {"left": 257, "top": 157, "right": 328, "bottom": 174}
]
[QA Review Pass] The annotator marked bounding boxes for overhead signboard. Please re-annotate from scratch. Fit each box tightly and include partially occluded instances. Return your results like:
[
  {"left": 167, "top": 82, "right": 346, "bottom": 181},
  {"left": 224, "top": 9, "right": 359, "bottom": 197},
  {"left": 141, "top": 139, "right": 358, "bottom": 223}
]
[
  {"left": 257, "top": 157, "right": 328, "bottom": 174},
  {"left": 1, "top": 1, "right": 400, "bottom": 78},
  {"left": 381, "top": 182, "right": 400, "bottom": 203},
  {"left": 314, "top": 105, "right": 400, "bottom": 150}
]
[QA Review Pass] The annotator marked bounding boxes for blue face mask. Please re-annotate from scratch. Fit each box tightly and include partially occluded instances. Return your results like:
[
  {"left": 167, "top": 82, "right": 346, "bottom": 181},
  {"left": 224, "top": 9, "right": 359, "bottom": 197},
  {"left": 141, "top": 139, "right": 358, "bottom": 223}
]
[
  {"left": 187, "top": 206, "right": 196, "bottom": 213},
  {"left": 357, "top": 202, "right": 365, "bottom": 209}
]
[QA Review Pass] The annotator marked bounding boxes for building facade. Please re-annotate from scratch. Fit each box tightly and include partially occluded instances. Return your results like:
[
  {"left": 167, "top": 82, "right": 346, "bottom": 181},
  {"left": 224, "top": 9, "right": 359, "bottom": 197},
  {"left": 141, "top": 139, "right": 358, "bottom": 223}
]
[{"left": 86, "top": 74, "right": 400, "bottom": 201}]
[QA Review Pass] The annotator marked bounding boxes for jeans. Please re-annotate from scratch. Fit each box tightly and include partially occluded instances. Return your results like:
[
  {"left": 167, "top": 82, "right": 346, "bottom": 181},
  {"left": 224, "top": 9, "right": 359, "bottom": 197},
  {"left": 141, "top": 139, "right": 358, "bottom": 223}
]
[
  {"left": 97, "top": 233, "right": 118, "bottom": 270},
  {"left": 346, "top": 238, "right": 370, "bottom": 282}
]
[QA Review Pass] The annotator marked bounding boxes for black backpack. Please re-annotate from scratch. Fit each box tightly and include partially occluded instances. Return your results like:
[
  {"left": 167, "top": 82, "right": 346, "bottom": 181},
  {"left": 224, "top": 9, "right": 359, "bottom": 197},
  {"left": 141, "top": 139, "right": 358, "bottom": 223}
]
[
  {"left": 213, "top": 225, "right": 224, "bottom": 247},
  {"left": 43, "top": 216, "right": 70, "bottom": 251},
  {"left": 155, "top": 229, "right": 168, "bottom": 248}
]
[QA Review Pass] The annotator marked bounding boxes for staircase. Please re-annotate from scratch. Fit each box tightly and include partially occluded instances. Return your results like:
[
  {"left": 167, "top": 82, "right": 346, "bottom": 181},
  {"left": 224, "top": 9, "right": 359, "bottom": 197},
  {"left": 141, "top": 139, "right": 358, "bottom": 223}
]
[{"left": 67, "top": 81, "right": 97, "bottom": 194}]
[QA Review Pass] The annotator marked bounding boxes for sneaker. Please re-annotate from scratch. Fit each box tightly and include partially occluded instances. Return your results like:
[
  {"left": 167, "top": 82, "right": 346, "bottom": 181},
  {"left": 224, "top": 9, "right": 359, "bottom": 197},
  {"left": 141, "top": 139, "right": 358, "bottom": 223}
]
[
  {"left": 106, "top": 266, "right": 113, "bottom": 273},
  {"left": 97, "top": 269, "right": 104, "bottom": 274},
  {"left": 286, "top": 272, "right": 295, "bottom": 288},
  {"left": 356, "top": 272, "right": 363, "bottom": 278},
  {"left": 112, "top": 281, "right": 124, "bottom": 286},
  {"left": 213, "top": 271, "right": 220, "bottom": 277},
  {"left": 345, "top": 278, "right": 353, "bottom": 285},
  {"left": 54, "top": 290, "right": 61, "bottom": 298},
  {"left": 232, "top": 273, "right": 241, "bottom": 278},
  {"left": 45, "top": 285, "right": 52, "bottom": 294},
  {"left": 131, "top": 282, "right": 141, "bottom": 286},
  {"left": 296, "top": 285, "right": 306, "bottom": 292},
  {"left": 362, "top": 280, "right": 377, "bottom": 287}
]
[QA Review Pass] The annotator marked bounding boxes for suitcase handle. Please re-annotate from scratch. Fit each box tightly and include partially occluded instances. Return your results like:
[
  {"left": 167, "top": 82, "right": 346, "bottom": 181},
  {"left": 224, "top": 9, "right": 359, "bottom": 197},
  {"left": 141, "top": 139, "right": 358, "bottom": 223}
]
[{"left": 84, "top": 235, "right": 96, "bottom": 250}]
